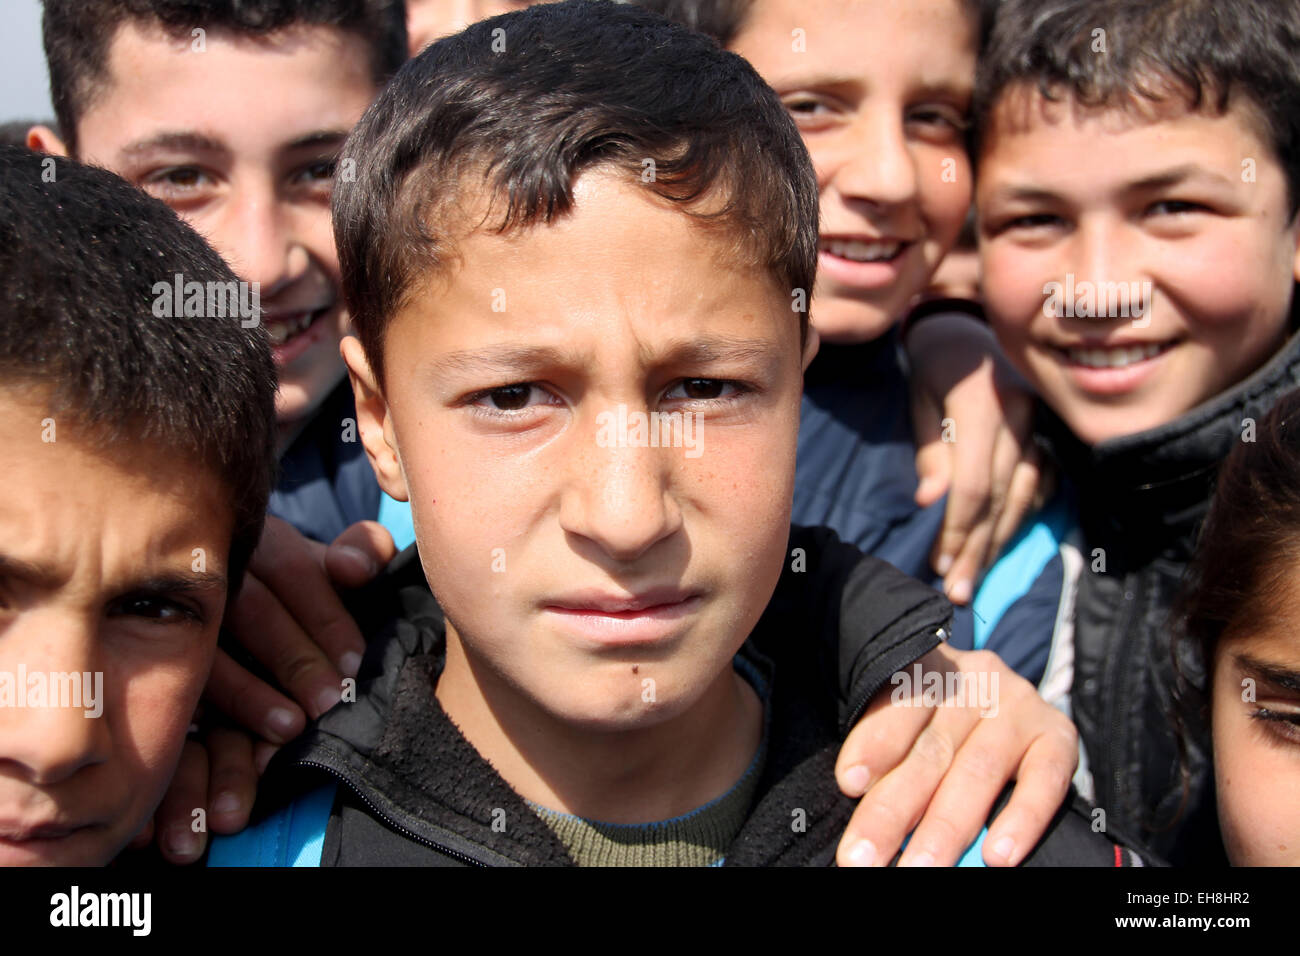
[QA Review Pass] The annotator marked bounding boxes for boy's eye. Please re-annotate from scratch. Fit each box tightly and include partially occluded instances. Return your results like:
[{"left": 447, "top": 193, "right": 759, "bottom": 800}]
[
  {"left": 663, "top": 378, "right": 744, "bottom": 402},
  {"left": 781, "top": 94, "right": 838, "bottom": 126},
  {"left": 1000, "top": 213, "right": 1063, "bottom": 232},
  {"left": 1250, "top": 706, "right": 1300, "bottom": 746},
  {"left": 470, "top": 383, "right": 558, "bottom": 412},
  {"left": 294, "top": 158, "right": 338, "bottom": 185},
  {"left": 107, "top": 594, "right": 201, "bottom": 625},
  {"left": 1147, "top": 200, "right": 1207, "bottom": 217},
  {"left": 907, "top": 104, "right": 970, "bottom": 133},
  {"left": 142, "top": 166, "right": 214, "bottom": 199}
]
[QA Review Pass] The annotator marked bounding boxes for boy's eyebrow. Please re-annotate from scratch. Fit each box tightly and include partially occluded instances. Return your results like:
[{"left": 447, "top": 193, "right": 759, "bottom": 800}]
[
  {"left": 427, "top": 344, "right": 579, "bottom": 378},
  {"left": 650, "top": 335, "right": 785, "bottom": 372},
  {"left": 282, "top": 130, "right": 351, "bottom": 152},
  {"left": 426, "top": 336, "right": 784, "bottom": 378},
  {"left": 119, "top": 131, "right": 231, "bottom": 160},
  {"left": 766, "top": 72, "right": 969, "bottom": 101},
  {"left": 0, "top": 552, "right": 64, "bottom": 590},
  {"left": 1122, "top": 165, "right": 1235, "bottom": 193},
  {"left": 0, "top": 552, "right": 227, "bottom": 595},
  {"left": 1236, "top": 653, "right": 1300, "bottom": 693},
  {"left": 980, "top": 183, "right": 1063, "bottom": 206},
  {"left": 125, "top": 571, "right": 229, "bottom": 595},
  {"left": 985, "top": 166, "right": 1235, "bottom": 205}
]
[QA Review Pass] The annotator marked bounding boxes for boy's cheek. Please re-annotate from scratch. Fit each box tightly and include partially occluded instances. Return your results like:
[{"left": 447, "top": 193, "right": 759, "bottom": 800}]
[
  {"left": 115, "top": 657, "right": 216, "bottom": 831},
  {"left": 916, "top": 150, "right": 972, "bottom": 239}
]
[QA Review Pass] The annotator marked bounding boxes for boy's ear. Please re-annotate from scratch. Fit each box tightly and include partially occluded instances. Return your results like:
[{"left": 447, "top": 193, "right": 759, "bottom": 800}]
[
  {"left": 801, "top": 324, "right": 821, "bottom": 373},
  {"left": 340, "top": 336, "right": 410, "bottom": 502},
  {"left": 26, "top": 125, "right": 69, "bottom": 157},
  {"left": 1292, "top": 211, "right": 1300, "bottom": 284}
]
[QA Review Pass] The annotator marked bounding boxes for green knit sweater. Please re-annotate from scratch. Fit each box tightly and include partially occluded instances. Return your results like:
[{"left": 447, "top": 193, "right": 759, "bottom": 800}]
[{"left": 529, "top": 662, "right": 770, "bottom": 866}]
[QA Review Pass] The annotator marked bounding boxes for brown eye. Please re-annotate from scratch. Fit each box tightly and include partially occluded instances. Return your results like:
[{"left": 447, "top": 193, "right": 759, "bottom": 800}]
[
  {"left": 487, "top": 384, "right": 533, "bottom": 410},
  {"left": 164, "top": 168, "right": 202, "bottom": 187},
  {"left": 680, "top": 378, "right": 725, "bottom": 400}
]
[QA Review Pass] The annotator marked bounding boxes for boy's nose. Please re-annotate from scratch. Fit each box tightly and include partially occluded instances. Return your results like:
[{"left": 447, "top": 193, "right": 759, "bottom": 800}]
[
  {"left": 1070, "top": 219, "right": 1132, "bottom": 309},
  {"left": 0, "top": 617, "right": 111, "bottom": 786},
  {"left": 830, "top": 113, "right": 919, "bottom": 211},
  {"left": 559, "top": 422, "right": 684, "bottom": 564},
  {"left": 207, "top": 186, "right": 312, "bottom": 299}
]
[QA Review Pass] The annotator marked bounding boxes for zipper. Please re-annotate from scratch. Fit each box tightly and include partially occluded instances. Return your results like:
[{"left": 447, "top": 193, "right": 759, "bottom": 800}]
[
  {"left": 295, "top": 758, "right": 493, "bottom": 867},
  {"left": 843, "top": 608, "right": 950, "bottom": 730},
  {"left": 1102, "top": 574, "right": 1140, "bottom": 824}
]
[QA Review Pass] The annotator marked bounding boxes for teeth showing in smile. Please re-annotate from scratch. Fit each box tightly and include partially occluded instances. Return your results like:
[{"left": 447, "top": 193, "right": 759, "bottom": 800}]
[
  {"left": 266, "top": 310, "right": 318, "bottom": 346},
  {"left": 824, "top": 238, "right": 903, "bottom": 263},
  {"left": 1065, "top": 343, "right": 1166, "bottom": 369}
]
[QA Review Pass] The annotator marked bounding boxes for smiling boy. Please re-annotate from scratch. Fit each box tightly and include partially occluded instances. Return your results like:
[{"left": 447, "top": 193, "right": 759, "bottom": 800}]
[
  {"left": 972, "top": 0, "right": 1300, "bottom": 863},
  {"left": 32, "top": 0, "right": 407, "bottom": 544},
  {"left": 0, "top": 146, "right": 277, "bottom": 865},
  {"left": 210, "top": 1, "right": 1140, "bottom": 867}
]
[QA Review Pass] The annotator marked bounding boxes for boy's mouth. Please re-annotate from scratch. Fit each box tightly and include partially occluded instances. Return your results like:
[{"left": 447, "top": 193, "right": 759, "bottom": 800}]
[
  {"left": 543, "top": 587, "right": 703, "bottom": 647},
  {"left": 821, "top": 237, "right": 907, "bottom": 264},
  {"left": 265, "top": 306, "right": 330, "bottom": 347},
  {"left": 1057, "top": 341, "right": 1173, "bottom": 369},
  {"left": 1047, "top": 338, "right": 1179, "bottom": 396},
  {"left": 0, "top": 821, "right": 89, "bottom": 840},
  {"left": 817, "top": 235, "right": 915, "bottom": 292}
]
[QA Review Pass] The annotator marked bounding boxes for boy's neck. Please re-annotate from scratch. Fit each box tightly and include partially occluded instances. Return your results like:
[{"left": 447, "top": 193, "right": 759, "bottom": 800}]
[{"left": 434, "top": 626, "right": 763, "bottom": 825}]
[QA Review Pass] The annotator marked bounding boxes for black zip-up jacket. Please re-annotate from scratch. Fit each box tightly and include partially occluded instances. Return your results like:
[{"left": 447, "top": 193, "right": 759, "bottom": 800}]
[
  {"left": 238, "top": 526, "right": 1147, "bottom": 866},
  {"left": 1044, "top": 314, "right": 1300, "bottom": 866}
]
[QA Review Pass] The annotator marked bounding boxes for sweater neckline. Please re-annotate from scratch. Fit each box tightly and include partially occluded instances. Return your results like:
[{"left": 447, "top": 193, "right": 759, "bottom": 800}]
[{"left": 524, "top": 657, "right": 771, "bottom": 866}]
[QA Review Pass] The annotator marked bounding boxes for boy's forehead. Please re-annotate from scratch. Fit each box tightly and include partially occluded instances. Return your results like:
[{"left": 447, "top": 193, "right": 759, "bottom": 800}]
[
  {"left": 81, "top": 19, "right": 376, "bottom": 154},
  {"left": 982, "top": 81, "right": 1273, "bottom": 157},
  {"left": 0, "top": 390, "right": 234, "bottom": 589},
  {"left": 978, "top": 83, "right": 1280, "bottom": 188},
  {"left": 733, "top": 0, "right": 975, "bottom": 85},
  {"left": 393, "top": 171, "right": 798, "bottom": 361}
]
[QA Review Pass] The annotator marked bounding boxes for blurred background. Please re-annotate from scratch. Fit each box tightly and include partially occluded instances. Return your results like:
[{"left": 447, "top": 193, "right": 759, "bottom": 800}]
[{"left": 0, "top": 0, "right": 53, "bottom": 123}]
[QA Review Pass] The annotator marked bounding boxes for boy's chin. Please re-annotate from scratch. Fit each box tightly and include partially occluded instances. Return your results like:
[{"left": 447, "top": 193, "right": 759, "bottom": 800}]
[
  {"left": 1053, "top": 400, "right": 1176, "bottom": 447},
  {"left": 524, "top": 674, "right": 701, "bottom": 734},
  {"left": 274, "top": 369, "right": 347, "bottom": 431},
  {"left": 810, "top": 297, "right": 900, "bottom": 345}
]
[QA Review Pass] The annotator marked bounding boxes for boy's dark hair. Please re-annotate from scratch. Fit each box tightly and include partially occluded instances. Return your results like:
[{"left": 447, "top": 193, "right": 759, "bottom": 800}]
[
  {"left": 334, "top": 0, "right": 817, "bottom": 387},
  {"left": 974, "top": 0, "right": 1300, "bottom": 216},
  {"left": 1178, "top": 388, "right": 1300, "bottom": 688},
  {"left": 43, "top": 0, "right": 408, "bottom": 155},
  {"left": 0, "top": 145, "right": 278, "bottom": 596}
]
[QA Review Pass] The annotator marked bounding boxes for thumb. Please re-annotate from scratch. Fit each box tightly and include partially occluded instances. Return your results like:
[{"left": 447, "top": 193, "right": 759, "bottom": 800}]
[
  {"left": 914, "top": 441, "right": 952, "bottom": 507},
  {"left": 325, "top": 519, "right": 397, "bottom": 589}
]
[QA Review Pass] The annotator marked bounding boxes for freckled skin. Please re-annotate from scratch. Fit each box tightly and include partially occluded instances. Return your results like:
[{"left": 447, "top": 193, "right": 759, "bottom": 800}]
[{"left": 346, "top": 171, "right": 817, "bottom": 823}]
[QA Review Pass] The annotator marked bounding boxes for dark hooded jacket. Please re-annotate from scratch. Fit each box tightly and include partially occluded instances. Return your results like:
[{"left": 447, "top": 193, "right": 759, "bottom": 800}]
[{"left": 1047, "top": 314, "right": 1300, "bottom": 866}]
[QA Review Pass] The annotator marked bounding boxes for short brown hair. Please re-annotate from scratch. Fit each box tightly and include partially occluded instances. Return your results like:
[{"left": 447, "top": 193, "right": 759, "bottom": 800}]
[
  {"left": 333, "top": 0, "right": 818, "bottom": 387},
  {"left": 974, "top": 0, "right": 1300, "bottom": 215},
  {"left": 43, "top": 0, "right": 407, "bottom": 155}
]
